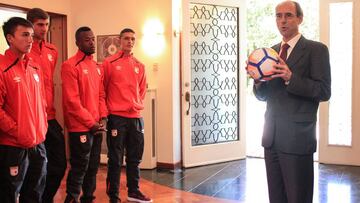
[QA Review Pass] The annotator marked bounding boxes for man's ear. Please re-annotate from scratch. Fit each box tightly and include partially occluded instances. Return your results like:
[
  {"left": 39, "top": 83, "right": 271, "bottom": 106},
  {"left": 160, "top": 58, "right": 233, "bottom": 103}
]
[
  {"left": 299, "top": 16, "right": 303, "bottom": 24},
  {"left": 6, "top": 34, "right": 14, "bottom": 45}
]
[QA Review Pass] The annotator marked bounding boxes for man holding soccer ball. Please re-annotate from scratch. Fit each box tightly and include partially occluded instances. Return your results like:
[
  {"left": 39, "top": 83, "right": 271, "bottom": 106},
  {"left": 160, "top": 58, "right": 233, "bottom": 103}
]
[{"left": 252, "top": 1, "right": 331, "bottom": 203}]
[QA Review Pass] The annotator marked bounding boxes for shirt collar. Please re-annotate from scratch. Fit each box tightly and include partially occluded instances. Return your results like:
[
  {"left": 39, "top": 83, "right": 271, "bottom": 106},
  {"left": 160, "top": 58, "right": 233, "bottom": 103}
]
[{"left": 281, "top": 33, "right": 302, "bottom": 49}]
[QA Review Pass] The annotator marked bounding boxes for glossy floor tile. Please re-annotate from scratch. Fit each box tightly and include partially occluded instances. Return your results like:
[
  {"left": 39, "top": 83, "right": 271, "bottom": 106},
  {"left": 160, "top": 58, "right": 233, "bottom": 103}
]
[
  {"left": 52, "top": 157, "right": 360, "bottom": 202},
  {"left": 141, "top": 158, "right": 360, "bottom": 203}
]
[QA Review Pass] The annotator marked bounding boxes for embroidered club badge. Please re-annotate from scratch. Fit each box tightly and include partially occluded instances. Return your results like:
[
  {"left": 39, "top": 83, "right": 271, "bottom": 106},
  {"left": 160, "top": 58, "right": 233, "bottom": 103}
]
[
  {"left": 111, "top": 129, "right": 118, "bottom": 137},
  {"left": 80, "top": 135, "right": 87, "bottom": 143},
  {"left": 10, "top": 166, "right": 18, "bottom": 176}
]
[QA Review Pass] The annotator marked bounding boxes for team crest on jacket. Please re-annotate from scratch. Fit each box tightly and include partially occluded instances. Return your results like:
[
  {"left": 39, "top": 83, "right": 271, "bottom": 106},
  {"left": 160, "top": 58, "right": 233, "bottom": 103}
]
[
  {"left": 10, "top": 166, "right": 18, "bottom": 176},
  {"left": 47, "top": 53, "right": 53, "bottom": 62},
  {"left": 83, "top": 69, "right": 89, "bottom": 74},
  {"left": 116, "top": 66, "right": 122, "bottom": 71},
  {"left": 80, "top": 135, "right": 87, "bottom": 143},
  {"left": 33, "top": 74, "right": 40, "bottom": 82},
  {"left": 111, "top": 129, "right": 118, "bottom": 137},
  {"left": 134, "top": 66, "right": 139, "bottom": 74},
  {"left": 13, "top": 76, "right": 21, "bottom": 83}
]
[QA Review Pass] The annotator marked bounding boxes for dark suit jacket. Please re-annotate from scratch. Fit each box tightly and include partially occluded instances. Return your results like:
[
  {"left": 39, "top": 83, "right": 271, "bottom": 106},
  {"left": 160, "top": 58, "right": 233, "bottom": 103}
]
[{"left": 253, "top": 36, "right": 331, "bottom": 155}]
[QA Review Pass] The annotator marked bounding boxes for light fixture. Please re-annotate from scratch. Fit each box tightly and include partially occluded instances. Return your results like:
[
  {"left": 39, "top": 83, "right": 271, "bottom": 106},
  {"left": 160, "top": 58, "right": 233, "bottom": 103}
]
[{"left": 142, "top": 18, "right": 165, "bottom": 57}]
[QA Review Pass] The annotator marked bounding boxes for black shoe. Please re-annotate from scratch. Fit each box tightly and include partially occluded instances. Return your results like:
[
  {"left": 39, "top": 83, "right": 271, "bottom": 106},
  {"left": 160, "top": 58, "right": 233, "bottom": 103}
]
[{"left": 127, "top": 191, "right": 152, "bottom": 203}]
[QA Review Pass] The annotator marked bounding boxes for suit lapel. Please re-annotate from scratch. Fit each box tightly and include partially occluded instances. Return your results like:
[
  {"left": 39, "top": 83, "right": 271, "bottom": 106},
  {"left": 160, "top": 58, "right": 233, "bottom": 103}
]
[
  {"left": 274, "top": 43, "right": 281, "bottom": 53},
  {"left": 286, "top": 36, "right": 307, "bottom": 70}
]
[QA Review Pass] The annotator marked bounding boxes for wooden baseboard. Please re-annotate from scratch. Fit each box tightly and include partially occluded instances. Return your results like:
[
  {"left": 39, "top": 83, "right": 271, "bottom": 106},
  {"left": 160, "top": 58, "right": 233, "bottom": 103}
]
[{"left": 156, "top": 161, "right": 182, "bottom": 170}]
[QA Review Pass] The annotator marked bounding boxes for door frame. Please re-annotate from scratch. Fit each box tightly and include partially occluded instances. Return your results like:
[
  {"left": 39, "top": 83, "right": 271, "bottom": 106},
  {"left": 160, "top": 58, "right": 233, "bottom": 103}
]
[
  {"left": 318, "top": 0, "right": 360, "bottom": 166},
  {"left": 181, "top": 0, "right": 247, "bottom": 168}
]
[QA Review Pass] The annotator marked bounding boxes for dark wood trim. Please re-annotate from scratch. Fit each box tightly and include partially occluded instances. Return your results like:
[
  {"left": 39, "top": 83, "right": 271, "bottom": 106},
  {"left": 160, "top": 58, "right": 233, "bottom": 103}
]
[{"left": 157, "top": 161, "right": 182, "bottom": 170}]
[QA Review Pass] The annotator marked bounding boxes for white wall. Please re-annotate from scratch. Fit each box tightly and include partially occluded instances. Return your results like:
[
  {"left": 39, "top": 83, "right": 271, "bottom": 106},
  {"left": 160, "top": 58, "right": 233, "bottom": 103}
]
[{"left": 0, "top": 0, "right": 182, "bottom": 166}]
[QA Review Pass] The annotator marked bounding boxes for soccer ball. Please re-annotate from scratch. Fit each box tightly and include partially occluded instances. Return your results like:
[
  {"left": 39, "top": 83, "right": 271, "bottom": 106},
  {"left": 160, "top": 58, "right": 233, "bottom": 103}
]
[{"left": 246, "top": 47, "right": 279, "bottom": 81}]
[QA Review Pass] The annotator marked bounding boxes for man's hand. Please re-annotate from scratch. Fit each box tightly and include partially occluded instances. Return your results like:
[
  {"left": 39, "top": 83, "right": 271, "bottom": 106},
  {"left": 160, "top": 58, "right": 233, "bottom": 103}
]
[
  {"left": 90, "top": 121, "right": 106, "bottom": 135},
  {"left": 272, "top": 57, "right": 292, "bottom": 82},
  {"left": 90, "top": 122, "right": 101, "bottom": 134},
  {"left": 98, "top": 117, "right": 108, "bottom": 135}
]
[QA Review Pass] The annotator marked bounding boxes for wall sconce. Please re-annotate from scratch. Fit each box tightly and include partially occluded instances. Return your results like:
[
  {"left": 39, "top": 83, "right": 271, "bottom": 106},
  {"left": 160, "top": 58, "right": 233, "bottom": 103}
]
[{"left": 142, "top": 18, "right": 165, "bottom": 57}]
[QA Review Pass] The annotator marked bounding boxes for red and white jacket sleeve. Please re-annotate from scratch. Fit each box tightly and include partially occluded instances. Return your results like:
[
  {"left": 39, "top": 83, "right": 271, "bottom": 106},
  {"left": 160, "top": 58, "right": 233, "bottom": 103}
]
[
  {"left": 61, "top": 62, "right": 96, "bottom": 129},
  {"left": 98, "top": 66, "right": 108, "bottom": 119},
  {"left": 139, "top": 65, "right": 147, "bottom": 102},
  {"left": 0, "top": 74, "right": 18, "bottom": 136}
]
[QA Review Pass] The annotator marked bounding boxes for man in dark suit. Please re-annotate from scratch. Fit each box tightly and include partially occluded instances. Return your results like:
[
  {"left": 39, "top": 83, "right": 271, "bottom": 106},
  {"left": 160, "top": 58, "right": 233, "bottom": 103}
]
[{"left": 252, "top": 1, "right": 331, "bottom": 203}]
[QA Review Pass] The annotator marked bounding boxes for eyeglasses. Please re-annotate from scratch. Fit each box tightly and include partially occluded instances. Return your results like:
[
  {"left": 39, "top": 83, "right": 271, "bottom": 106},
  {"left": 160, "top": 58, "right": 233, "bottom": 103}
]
[{"left": 276, "top": 12, "right": 297, "bottom": 19}]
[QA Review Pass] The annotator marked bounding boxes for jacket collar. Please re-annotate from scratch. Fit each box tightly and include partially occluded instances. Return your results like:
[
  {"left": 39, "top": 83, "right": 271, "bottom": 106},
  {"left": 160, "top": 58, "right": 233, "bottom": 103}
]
[
  {"left": 76, "top": 49, "right": 93, "bottom": 60},
  {"left": 5, "top": 49, "right": 29, "bottom": 63}
]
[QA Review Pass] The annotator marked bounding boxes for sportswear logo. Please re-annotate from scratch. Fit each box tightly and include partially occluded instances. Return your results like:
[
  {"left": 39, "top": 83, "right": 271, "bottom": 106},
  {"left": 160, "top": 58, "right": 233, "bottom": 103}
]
[
  {"left": 134, "top": 66, "right": 139, "bottom": 74},
  {"left": 116, "top": 66, "right": 122, "bottom": 71},
  {"left": 80, "top": 135, "right": 87, "bottom": 143},
  {"left": 13, "top": 76, "right": 21, "bottom": 83},
  {"left": 111, "top": 129, "right": 118, "bottom": 137},
  {"left": 9, "top": 166, "right": 18, "bottom": 176},
  {"left": 33, "top": 74, "right": 40, "bottom": 82},
  {"left": 83, "top": 69, "right": 89, "bottom": 74},
  {"left": 47, "top": 53, "right": 53, "bottom": 62}
]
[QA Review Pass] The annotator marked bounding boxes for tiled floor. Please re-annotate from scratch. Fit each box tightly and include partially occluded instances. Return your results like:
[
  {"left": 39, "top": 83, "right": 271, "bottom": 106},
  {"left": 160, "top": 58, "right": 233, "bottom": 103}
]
[{"left": 141, "top": 158, "right": 360, "bottom": 203}]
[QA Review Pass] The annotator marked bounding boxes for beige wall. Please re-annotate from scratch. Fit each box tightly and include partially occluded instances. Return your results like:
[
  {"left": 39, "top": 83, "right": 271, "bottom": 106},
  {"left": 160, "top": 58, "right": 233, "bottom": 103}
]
[
  {"left": 70, "top": 0, "right": 181, "bottom": 165},
  {"left": 0, "top": 0, "right": 182, "bottom": 165}
]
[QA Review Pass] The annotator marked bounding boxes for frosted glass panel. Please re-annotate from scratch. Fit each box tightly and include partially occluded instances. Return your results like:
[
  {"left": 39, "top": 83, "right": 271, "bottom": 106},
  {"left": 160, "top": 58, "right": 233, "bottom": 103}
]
[
  {"left": 328, "top": 2, "right": 352, "bottom": 146},
  {"left": 190, "top": 4, "right": 239, "bottom": 146}
]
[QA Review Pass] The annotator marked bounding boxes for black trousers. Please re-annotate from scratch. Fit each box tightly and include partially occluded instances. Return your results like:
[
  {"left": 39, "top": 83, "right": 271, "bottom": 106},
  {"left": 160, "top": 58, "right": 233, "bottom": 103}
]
[
  {"left": 0, "top": 143, "right": 47, "bottom": 203},
  {"left": 264, "top": 148, "right": 314, "bottom": 203},
  {"left": 106, "top": 115, "right": 144, "bottom": 201},
  {"left": 64, "top": 132, "right": 102, "bottom": 203},
  {"left": 43, "top": 119, "right": 67, "bottom": 203}
]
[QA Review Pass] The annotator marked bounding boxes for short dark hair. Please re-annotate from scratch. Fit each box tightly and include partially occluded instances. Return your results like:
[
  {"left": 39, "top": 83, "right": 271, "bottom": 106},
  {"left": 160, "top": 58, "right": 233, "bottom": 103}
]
[
  {"left": 75, "top": 26, "right": 92, "bottom": 41},
  {"left": 292, "top": 1, "right": 303, "bottom": 17},
  {"left": 27, "top": 8, "right": 49, "bottom": 23},
  {"left": 120, "top": 28, "right": 135, "bottom": 38},
  {"left": 2, "top": 17, "right": 33, "bottom": 45}
]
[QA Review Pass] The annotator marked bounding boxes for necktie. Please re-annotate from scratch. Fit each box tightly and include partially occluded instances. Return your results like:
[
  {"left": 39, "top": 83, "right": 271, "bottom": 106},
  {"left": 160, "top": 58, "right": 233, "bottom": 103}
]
[{"left": 280, "top": 43, "right": 290, "bottom": 61}]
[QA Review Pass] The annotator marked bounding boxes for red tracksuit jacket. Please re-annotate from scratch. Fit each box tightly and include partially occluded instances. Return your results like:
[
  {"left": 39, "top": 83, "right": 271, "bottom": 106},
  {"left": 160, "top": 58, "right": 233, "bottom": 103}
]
[
  {"left": 61, "top": 50, "right": 107, "bottom": 132},
  {"left": 28, "top": 40, "right": 58, "bottom": 120},
  {"left": 0, "top": 49, "right": 48, "bottom": 148},
  {"left": 102, "top": 51, "right": 146, "bottom": 118}
]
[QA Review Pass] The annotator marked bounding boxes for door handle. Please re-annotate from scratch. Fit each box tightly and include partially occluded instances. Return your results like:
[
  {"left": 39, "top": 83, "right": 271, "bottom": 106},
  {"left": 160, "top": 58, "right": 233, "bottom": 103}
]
[{"left": 185, "top": 91, "right": 191, "bottom": 115}]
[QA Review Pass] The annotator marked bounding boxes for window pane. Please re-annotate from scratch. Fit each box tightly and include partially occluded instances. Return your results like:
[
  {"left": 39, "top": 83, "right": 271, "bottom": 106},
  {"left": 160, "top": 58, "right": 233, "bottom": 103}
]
[{"left": 328, "top": 2, "right": 353, "bottom": 146}]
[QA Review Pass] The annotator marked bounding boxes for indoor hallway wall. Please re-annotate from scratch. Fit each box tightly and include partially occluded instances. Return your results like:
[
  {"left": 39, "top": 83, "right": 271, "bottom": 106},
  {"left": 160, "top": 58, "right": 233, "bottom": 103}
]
[
  {"left": 68, "top": 0, "right": 181, "bottom": 166},
  {"left": 0, "top": 0, "right": 182, "bottom": 167}
]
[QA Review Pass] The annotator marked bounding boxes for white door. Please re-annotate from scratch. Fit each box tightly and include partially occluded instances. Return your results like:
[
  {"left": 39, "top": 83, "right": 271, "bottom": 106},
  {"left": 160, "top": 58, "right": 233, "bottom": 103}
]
[
  {"left": 318, "top": 0, "right": 360, "bottom": 165},
  {"left": 181, "top": 0, "right": 247, "bottom": 167}
]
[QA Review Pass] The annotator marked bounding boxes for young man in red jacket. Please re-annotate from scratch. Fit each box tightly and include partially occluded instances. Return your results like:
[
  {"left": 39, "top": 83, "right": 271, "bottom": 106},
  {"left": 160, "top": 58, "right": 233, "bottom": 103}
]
[
  {"left": 27, "top": 8, "right": 67, "bottom": 202},
  {"left": 62, "top": 26, "right": 108, "bottom": 203},
  {"left": 0, "top": 17, "right": 48, "bottom": 203},
  {"left": 103, "top": 28, "right": 152, "bottom": 203}
]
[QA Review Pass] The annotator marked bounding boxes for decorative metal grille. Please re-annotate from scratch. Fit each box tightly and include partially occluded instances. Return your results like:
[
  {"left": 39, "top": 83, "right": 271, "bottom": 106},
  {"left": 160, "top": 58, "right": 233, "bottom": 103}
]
[{"left": 190, "top": 3, "right": 239, "bottom": 146}]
